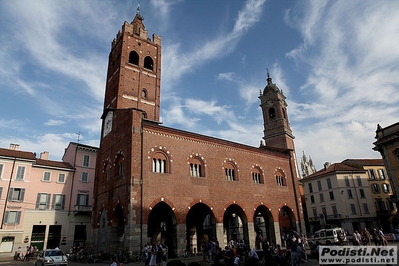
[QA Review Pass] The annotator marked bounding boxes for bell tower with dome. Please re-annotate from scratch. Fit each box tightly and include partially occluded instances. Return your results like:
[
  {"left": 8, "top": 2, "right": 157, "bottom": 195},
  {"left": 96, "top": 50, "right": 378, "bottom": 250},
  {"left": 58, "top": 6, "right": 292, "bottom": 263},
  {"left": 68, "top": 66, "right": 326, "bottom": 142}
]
[{"left": 259, "top": 71, "right": 295, "bottom": 150}]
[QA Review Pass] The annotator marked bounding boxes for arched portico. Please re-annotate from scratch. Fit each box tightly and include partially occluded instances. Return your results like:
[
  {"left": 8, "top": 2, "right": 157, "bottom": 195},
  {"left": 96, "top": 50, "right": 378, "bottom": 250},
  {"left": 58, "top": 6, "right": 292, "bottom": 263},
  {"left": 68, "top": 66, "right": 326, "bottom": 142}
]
[
  {"left": 253, "top": 205, "right": 275, "bottom": 248},
  {"left": 223, "top": 204, "right": 249, "bottom": 246},
  {"left": 186, "top": 203, "right": 216, "bottom": 255},
  {"left": 279, "top": 206, "right": 297, "bottom": 235},
  {"left": 97, "top": 209, "right": 109, "bottom": 254},
  {"left": 109, "top": 204, "right": 125, "bottom": 252},
  {"left": 147, "top": 202, "right": 177, "bottom": 257}
]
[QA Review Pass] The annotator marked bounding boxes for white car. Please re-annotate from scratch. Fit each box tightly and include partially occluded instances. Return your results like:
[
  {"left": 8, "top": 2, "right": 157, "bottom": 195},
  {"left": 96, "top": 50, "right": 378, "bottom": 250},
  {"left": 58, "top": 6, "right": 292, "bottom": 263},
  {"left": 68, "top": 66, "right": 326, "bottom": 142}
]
[
  {"left": 35, "top": 249, "right": 68, "bottom": 266},
  {"left": 308, "top": 227, "right": 347, "bottom": 246}
]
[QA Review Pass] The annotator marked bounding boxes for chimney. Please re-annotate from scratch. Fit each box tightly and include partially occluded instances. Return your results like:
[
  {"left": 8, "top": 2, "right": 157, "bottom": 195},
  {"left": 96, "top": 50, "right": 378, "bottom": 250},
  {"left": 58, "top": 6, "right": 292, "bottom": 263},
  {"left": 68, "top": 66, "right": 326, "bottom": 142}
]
[
  {"left": 9, "top": 144, "right": 20, "bottom": 150},
  {"left": 40, "top": 151, "right": 49, "bottom": 160},
  {"left": 323, "top": 162, "right": 331, "bottom": 170}
]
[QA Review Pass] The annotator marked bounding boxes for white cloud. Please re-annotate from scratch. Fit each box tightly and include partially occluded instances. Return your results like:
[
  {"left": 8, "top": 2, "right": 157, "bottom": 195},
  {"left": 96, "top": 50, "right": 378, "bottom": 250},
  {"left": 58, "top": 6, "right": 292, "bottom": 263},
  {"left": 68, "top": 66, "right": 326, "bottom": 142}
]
[
  {"left": 162, "top": 0, "right": 266, "bottom": 90},
  {"left": 284, "top": 0, "right": 399, "bottom": 168},
  {"left": 45, "top": 120, "right": 66, "bottom": 126},
  {"left": 150, "top": 0, "right": 183, "bottom": 20}
]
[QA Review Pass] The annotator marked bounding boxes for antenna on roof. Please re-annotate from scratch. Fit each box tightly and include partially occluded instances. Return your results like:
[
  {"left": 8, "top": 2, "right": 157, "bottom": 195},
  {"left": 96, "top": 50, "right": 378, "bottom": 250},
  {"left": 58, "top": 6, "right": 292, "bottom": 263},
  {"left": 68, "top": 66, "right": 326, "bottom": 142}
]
[{"left": 76, "top": 131, "right": 83, "bottom": 143}]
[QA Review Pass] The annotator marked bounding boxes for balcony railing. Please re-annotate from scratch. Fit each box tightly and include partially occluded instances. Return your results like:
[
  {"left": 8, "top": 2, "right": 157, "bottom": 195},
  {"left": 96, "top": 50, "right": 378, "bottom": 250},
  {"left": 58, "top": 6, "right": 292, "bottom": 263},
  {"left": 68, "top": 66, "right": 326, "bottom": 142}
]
[
  {"left": 74, "top": 205, "right": 92, "bottom": 213},
  {"left": 376, "top": 209, "right": 397, "bottom": 215},
  {"left": 326, "top": 214, "right": 342, "bottom": 220}
]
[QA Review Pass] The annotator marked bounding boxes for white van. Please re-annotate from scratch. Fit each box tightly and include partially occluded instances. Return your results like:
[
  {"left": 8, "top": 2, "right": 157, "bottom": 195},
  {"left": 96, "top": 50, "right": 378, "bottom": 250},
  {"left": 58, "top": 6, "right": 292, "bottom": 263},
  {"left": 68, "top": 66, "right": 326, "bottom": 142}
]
[{"left": 308, "top": 227, "right": 347, "bottom": 246}]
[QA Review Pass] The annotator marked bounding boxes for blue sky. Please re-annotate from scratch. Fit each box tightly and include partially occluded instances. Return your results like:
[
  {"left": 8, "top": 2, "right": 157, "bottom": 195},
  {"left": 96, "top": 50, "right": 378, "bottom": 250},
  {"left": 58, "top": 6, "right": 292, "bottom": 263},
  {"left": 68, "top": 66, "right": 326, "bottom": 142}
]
[{"left": 1, "top": 0, "right": 398, "bottom": 172}]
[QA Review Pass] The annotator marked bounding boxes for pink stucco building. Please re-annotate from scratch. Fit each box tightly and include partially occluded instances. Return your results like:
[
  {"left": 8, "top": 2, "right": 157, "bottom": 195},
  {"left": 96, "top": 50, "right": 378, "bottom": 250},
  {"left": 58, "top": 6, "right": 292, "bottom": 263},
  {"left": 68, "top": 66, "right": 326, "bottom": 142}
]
[{"left": 0, "top": 142, "right": 97, "bottom": 259}]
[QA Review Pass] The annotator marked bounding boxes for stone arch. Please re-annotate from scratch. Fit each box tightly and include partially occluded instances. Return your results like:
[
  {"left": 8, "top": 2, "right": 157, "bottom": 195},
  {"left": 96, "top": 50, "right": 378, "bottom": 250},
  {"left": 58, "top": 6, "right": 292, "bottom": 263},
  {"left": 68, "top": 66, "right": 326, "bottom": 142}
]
[
  {"left": 186, "top": 202, "right": 216, "bottom": 255},
  {"left": 278, "top": 205, "right": 297, "bottom": 235},
  {"left": 97, "top": 208, "right": 109, "bottom": 254},
  {"left": 223, "top": 204, "right": 249, "bottom": 247},
  {"left": 253, "top": 204, "right": 275, "bottom": 248},
  {"left": 148, "top": 201, "right": 178, "bottom": 257}
]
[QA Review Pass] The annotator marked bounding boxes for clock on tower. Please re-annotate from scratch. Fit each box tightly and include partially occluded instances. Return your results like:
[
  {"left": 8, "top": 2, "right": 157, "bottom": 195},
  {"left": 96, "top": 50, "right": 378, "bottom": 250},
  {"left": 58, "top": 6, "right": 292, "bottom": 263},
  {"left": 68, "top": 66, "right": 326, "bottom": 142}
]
[{"left": 103, "top": 111, "right": 113, "bottom": 137}]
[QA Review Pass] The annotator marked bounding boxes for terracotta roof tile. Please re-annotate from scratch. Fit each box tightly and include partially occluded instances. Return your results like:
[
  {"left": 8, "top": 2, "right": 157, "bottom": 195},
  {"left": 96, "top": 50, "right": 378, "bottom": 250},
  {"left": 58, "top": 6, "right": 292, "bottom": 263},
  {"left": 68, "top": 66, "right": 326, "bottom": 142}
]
[
  {"left": 0, "top": 147, "right": 36, "bottom": 160},
  {"left": 35, "top": 159, "right": 74, "bottom": 170},
  {"left": 301, "top": 162, "right": 365, "bottom": 180}
]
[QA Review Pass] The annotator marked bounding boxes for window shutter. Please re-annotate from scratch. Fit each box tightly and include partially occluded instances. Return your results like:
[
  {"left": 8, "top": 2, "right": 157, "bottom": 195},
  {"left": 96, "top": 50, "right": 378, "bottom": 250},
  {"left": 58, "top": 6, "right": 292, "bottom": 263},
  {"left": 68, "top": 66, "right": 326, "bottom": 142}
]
[
  {"left": 0, "top": 187, "right": 2, "bottom": 199},
  {"left": 76, "top": 194, "right": 80, "bottom": 206},
  {"left": 8, "top": 188, "right": 14, "bottom": 201},
  {"left": 46, "top": 194, "right": 51, "bottom": 209},
  {"left": 36, "top": 193, "right": 41, "bottom": 209},
  {"left": 52, "top": 194, "right": 56, "bottom": 210},
  {"left": 4, "top": 211, "right": 9, "bottom": 224},
  {"left": 16, "top": 211, "right": 21, "bottom": 224},
  {"left": 20, "top": 188, "right": 25, "bottom": 202},
  {"left": 61, "top": 195, "right": 66, "bottom": 210},
  {"left": 85, "top": 194, "right": 89, "bottom": 206}
]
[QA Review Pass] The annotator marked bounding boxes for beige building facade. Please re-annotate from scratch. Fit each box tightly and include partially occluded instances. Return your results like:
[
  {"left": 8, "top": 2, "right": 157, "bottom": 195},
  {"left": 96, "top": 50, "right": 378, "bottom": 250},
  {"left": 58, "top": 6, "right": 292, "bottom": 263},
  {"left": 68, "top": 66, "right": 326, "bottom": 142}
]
[
  {"left": 300, "top": 161, "right": 377, "bottom": 234},
  {"left": 373, "top": 122, "right": 399, "bottom": 229}
]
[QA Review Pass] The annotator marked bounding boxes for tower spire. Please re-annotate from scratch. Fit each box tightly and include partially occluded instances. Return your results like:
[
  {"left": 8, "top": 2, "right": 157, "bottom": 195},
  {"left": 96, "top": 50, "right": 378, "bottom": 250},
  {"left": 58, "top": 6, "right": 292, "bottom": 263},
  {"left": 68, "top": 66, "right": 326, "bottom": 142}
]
[
  {"left": 134, "top": 2, "right": 144, "bottom": 21},
  {"left": 266, "top": 68, "right": 272, "bottom": 85}
]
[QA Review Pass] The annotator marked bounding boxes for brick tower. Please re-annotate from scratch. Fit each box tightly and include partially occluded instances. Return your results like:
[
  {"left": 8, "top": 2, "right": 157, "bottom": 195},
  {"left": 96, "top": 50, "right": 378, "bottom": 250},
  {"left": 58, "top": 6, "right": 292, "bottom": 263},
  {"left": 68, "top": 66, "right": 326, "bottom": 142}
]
[
  {"left": 259, "top": 71, "right": 295, "bottom": 150},
  {"left": 93, "top": 7, "right": 162, "bottom": 253}
]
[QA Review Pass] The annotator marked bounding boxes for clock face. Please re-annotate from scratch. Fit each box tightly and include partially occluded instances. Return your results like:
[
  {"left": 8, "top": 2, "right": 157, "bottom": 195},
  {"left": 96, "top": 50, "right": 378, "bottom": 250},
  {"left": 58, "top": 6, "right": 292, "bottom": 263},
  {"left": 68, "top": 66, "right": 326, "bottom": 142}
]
[{"left": 103, "top": 111, "right": 113, "bottom": 137}]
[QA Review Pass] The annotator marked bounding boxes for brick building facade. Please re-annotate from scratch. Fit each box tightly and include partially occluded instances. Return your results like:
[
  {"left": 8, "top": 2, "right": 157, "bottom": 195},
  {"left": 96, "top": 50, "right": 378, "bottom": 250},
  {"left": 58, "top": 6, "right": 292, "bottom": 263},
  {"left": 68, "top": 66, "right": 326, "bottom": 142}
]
[{"left": 92, "top": 10, "right": 303, "bottom": 257}]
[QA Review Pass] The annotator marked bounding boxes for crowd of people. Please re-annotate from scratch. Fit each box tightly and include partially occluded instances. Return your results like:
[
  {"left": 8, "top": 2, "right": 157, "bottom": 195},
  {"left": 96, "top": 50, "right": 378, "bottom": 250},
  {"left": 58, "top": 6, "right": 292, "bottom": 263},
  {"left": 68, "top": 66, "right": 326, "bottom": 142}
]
[
  {"left": 197, "top": 232, "right": 311, "bottom": 266},
  {"left": 142, "top": 241, "right": 168, "bottom": 266},
  {"left": 351, "top": 227, "right": 388, "bottom": 246},
  {"left": 13, "top": 244, "right": 38, "bottom": 261}
]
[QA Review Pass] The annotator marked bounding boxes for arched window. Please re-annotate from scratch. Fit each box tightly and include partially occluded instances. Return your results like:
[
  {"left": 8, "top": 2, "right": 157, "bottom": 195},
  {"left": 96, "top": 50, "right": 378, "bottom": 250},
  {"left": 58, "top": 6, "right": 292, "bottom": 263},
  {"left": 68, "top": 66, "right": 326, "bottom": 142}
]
[
  {"left": 114, "top": 152, "right": 124, "bottom": 177},
  {"left": 103, "top": 159, "right": 112, "bottom": 182},
  {"left": 142, "top": 89, "right": 147, "bottom": 99},
  {"left": 152, "top": 152, "right": 169, "bottom": 173},
  {"left": 269, "top": 108, "right": 276, "bottom": 119},
  {"left": 252, "top": 166, "right": 263, "bottom": 184},
  {"left": 129, "top": 51, "right": 139, "bottom": 65},
  {"left": 144, "top": 56, "right": 154, "bottom": 70},
  {"left": 224, "top": 161, "right": 238, "bottom": 181},
  {"left": 276, "top": 173, "right": 287, "bottom": 186},
  {"left": 188, "top": 156, "right": 205, "bottom": 178}
]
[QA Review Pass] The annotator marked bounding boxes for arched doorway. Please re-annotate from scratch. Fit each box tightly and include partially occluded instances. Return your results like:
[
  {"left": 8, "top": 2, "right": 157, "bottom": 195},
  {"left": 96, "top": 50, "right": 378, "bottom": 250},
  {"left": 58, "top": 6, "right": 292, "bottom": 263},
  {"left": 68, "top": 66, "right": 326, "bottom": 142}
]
[
  {"left": 223, "top": 204, "right": 248, "bottom": 246},
  {"left": 279, "top": 206, "right": 296, "bottom": 236},
  {"left": 109, "top": 204, "right": 125, "bottom": 252},
  {"left": 253, "top": 206, "right": 275, "bottom": 248},
  {"left": 186, "top": 203, "right": 216, "bottom": 255},
  {"left": 148, "top": 202, "right": 177, "bottom": 257},
  {"left": 97, "top": 209, "right": 109, "bottom": 254}
]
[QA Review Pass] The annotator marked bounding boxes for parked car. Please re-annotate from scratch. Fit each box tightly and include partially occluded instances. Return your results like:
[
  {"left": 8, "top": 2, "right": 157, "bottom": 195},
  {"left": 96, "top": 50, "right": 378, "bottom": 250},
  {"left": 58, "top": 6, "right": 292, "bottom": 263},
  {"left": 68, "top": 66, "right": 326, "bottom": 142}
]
[
  {"left": 308, "top": 227, "right": 347, "bottom": 246},
  {"left": 35, "top": 249, "right": 68, "bottom": 266}
]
